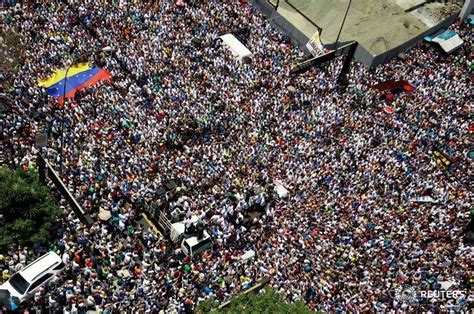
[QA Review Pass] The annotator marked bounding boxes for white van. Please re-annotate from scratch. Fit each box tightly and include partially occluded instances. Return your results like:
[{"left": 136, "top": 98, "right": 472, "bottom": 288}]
[
  {"left": 181, "top": 231, "right": 212, "bottom": 256},
  {"left": 0, "top": 252, "right": 64, "bottom": 303}
]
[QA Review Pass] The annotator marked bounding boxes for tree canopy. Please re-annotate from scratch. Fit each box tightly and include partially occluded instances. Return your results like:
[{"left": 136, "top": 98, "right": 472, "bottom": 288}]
[
  {"left": 197, "top": 288, "right": 315, "bottom": 314},
  {"left": 0, "top": 167, "right": 61, "bottom": 250}
]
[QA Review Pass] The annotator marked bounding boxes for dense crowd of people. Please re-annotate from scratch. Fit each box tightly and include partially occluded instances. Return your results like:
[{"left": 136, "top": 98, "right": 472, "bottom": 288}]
[{"left": 1, "top": 0, "right": 472, "bottom": 312}]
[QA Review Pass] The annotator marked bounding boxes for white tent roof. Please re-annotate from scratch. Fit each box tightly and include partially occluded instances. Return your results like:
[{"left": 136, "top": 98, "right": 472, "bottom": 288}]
[{"left": 219, "top": 34, "right": 252, "bottom": 61}]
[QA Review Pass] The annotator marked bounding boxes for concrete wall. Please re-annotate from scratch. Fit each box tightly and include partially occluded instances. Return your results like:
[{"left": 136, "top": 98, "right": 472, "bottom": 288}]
[
  {"left": 353, "top": 44, "right": 375, "bottom": 68},
  {"left": 252, "top": 0, "right": 310, "bottom": 50},
  {"left": 459, "top": 0, "right": 474, "bottom": 19}
]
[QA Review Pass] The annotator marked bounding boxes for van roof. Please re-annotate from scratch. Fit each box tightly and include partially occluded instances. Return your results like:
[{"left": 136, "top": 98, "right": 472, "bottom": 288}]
[{"left": 20, "top": 252, "right": 61, "bottom": 282}]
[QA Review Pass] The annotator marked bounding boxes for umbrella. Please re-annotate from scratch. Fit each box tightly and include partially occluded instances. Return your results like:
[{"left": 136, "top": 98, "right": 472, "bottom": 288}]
[
  {"left": 98, "top": 208, "right": 112, "bottom": 221},
  {"left": 275, "top": 184, "right": 289, "bottom": 199},
  {"left": 287, "top": 85, "right": 296, "bottom": 93},
  {"left": 384, "top": 106, "right": 394, "bottom": 114}
]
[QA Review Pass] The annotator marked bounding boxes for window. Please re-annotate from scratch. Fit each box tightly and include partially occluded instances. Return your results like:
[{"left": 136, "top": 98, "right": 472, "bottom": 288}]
[
  {"left": 27, "top": 273, "right": 53, "bottom": 293},
  {"left": 53, "top": 262, "right": 65, "bottom": 270},
  {"left": 192, "top": 238, "right": 212, "bottom": 255},
  {"left": 183, "top": 242, "right": 191, "bottom": 255},
  {"left": 9, "top": 273, "right": 29, "bottom": 295}
]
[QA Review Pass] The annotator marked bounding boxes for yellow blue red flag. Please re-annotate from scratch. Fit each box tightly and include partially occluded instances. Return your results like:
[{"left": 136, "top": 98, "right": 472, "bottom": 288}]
[{"left": 38, "top": 63, "right": 111, "bottom": 105}]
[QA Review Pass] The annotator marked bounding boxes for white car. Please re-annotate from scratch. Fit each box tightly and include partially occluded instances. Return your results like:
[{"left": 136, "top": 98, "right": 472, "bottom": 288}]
[{"left": 0, "top": 252, "right": 64, "bottom": 303}]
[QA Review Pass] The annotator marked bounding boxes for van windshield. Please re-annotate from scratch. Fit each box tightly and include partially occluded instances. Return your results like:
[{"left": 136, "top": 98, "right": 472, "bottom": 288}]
[
  {"left": 183, "top": 237, "right": 212, "bottom": 256},
  {"left": 183, "top": 242, "right": 191, "bottom": 254},
  {"left": 9, "top": 273, "right": 29, "bottom": 294},
  {"left": 193, "top": 238, "right": 211, "bottom": 254}
]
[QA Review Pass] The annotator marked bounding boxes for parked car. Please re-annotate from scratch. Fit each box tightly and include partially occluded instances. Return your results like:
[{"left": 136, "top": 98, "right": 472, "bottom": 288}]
[{"left": 0, "top": 252, "right": 64, "bottom": 303}]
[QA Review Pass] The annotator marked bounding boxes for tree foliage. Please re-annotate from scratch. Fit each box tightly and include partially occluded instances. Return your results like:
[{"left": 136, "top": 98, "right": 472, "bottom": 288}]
[
  {"left": 198, "top": 288, "right": 315, "bottom": 314},
  {"left": 0, "top": 167, "right": 61, "bottom": 250}
]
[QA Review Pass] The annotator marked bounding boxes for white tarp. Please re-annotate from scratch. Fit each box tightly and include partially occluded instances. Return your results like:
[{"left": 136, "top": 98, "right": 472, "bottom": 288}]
[
  {"left": 219, "top": 34, "right": 252, "bottom": 61},
  {"left": 275, "top": 184, "right": 289, "bottom": 199},
  {"left": 409, "top": 196, "right": 439, "bottom": 204},
  {"left": 430, "top": 30, "right": 463, "bottom": 54},
  {"left": 239, "top": 249, "right": 256, "bottom": 262}
]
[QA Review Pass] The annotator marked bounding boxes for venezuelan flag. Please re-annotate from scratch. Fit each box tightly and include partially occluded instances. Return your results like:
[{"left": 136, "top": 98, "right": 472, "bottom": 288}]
[{"left": 38, "top": 63, "right": 111, "bottom": 105}]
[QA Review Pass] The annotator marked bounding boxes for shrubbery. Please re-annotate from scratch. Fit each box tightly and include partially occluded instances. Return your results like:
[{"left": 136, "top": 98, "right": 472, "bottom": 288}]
[{"left": 0, "top": 167, "right": 61, "bottom": 250}]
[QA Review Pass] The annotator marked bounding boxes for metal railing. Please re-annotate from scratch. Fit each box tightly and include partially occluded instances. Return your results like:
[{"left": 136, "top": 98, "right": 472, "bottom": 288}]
[
  {"left": 285, "top": 0, "right": 322, "bottom": 30},
  {"left": 218, "top": 276, "right": 271, "bottom": 309},
  {"left": 37, "top": 155, "right": 93, "bottom": 226},
  {"left": 158, "top": 211, "right": 172, "bottom": 233}
]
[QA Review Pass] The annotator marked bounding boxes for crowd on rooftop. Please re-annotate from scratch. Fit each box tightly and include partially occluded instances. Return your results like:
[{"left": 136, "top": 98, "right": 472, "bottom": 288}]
[{"left": 0, "top": 0, "right": 472, "bottom": 313}]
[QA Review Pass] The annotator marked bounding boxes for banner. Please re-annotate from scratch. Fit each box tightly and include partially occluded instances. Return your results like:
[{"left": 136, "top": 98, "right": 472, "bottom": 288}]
[
  {"left": 409, "top": 196, "right": 439, "bottom": 204},
  {"left": 306, "top": 30, "right": 324, "bottom": 57}
]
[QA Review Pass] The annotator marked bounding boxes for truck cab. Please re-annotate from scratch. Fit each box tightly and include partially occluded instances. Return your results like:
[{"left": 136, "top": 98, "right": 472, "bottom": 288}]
[{"left": 170, "top": 215, "right": 212, "bottom": 256}]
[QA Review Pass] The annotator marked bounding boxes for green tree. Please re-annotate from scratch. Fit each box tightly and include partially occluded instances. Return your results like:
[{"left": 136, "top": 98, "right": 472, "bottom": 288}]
[
  {"left": 198, "top": 288, "right": 315, "bottom": 314},
  {"left": 0, "top": 167, "right": 61, "bottom": 250}
]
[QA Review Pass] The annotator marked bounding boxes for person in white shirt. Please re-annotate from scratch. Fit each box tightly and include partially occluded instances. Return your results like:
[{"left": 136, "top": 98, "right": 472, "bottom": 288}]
[{"left": 62, "top": 252, "right": 70, "bottom": 264}]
